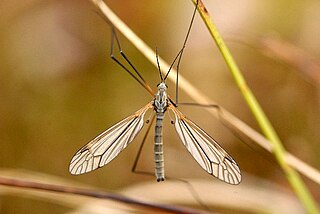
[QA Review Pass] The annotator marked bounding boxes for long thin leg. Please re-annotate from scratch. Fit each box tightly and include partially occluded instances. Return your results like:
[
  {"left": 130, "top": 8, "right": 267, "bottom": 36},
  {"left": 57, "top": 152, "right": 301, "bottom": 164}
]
[
  {"left": 112, "top": 29, "right": 151, "bottom": 89},
  {"left": 161, "top": 1, "right": 199, "bottom": 103},
  {"left": 94, "top": 10, "right": 154, "bottom": 95},
  {"left": 131, "top": 114, "right": 156, "bottom": 176},
  {"left": 165, "top": 177, "right": 211, "bottom": 212},
  {"left": 178, "top": 102, "right": 220, "bottom": 109},
  {"left": 131, "top": 114, "right": 210, "bottom": 211},
  {"left": 163, "top": 49, "right": 184, "bottom": 81},
  {"left": 110, "top": 27, "right": 154, "bottom": 96},
  {"left": 175, "top": 0, "right": 199, "bottom": 105},
  {"left": 178, "top": 102, "right": 277, "bottom": 170},
  {"left": 168, "top": 100, "right": 219, "bottom": 110}
]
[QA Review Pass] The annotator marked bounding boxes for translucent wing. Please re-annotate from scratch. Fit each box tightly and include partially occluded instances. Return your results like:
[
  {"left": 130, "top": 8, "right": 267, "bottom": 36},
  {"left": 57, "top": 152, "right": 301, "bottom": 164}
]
[
  {"left": 69, "top": 103, "right": 153, "bottom": 175},
  {"left": 169, "top": 106, "right": 241, "bottom": 185}
]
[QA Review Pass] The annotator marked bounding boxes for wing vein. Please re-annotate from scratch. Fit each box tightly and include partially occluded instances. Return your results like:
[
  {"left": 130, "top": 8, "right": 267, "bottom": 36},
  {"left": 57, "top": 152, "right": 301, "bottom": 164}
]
[
  {"left": 170, "top": 105, "right": 241, "bottom": 184},
  {"left": 69, "top": 103, "right": 152, "bottom": 175}
]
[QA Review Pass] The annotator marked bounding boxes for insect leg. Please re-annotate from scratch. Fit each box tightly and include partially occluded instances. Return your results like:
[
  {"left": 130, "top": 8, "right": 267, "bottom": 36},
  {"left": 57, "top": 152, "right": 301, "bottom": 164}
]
[
  {"left": 165, "top": 177, "right": 211, "bottom": 212},
  {"left": 131, "top": 114, "right": 156, "bottom": 177},
  {"left": 174, "top": 0, "right": 199, "bottom": 105},
  {"left": 110, "top": 27, "right": 154, "bottom": 95},
  {"left": 178, "top": 102, "right": 220, "bottom": 109}
]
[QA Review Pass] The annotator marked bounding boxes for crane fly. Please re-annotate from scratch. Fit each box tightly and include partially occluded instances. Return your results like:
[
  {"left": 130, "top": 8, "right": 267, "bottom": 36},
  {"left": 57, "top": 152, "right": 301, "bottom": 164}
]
[{"left": 69, "top": 1, "right": 241, "bottom": 185}]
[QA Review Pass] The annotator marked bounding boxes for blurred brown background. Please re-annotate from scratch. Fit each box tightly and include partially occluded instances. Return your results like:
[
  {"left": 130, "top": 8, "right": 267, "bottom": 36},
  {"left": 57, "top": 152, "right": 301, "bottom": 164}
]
[{"left": 0, "top": 0, "right": 319, "bottom": 213}]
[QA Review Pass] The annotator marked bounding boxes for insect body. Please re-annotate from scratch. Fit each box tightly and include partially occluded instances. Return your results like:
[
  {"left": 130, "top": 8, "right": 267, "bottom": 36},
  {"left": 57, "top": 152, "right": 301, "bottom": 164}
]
[
  {"left": 69, "top": 79, "right": 241, "bottom": 184},
  {"left": 153, "top": 82, "right": 169, "bottom": 181},
  {"left": 69, "top": 1, "right": 241, "bottom": 185}
]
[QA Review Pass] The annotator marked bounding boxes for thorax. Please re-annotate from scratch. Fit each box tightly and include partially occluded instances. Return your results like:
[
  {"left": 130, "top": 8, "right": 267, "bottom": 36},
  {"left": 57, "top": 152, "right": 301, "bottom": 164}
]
[{"left": 153, "top": 82, "right": 168, "bottom": 113}]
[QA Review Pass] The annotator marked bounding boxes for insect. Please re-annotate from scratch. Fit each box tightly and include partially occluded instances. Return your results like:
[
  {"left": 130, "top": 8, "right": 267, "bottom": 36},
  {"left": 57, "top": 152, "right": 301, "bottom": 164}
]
[{"left": 69, "top": 1, "right": 241, "bottom": 185}]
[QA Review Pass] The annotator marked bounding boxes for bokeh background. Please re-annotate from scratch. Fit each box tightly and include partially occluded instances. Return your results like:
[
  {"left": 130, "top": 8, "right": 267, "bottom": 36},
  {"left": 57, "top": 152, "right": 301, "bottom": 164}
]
[{"left": 1, "top": 0, "right": 319, "bottom": 213}]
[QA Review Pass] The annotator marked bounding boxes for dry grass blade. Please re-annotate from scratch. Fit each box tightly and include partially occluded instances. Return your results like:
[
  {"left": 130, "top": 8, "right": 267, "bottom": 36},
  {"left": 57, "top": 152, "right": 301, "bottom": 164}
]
[
  {"left": 0, "top": 170, "right": 305, "bottom": 213},
  {"left": 121, "top": 179, "right": 305, "bottom": 213},
  {"left": 0, "top": 170, "right": 210, "bottom": 214},
  {"left": 261, "top": 36, "right": 320, "bottom": 85}
]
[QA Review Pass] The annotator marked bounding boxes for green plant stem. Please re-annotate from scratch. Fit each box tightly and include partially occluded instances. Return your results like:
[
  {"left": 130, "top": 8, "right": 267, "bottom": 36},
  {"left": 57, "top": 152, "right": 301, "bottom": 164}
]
[{"left": 191, "top": 0, "right": 319, "bottom": 213}]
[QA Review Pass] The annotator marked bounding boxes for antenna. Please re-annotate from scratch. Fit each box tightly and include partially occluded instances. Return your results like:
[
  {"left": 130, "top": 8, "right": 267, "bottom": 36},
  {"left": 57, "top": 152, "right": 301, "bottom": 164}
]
[{"left": 156, "top": 48, "right": 163, "bottom": 82}]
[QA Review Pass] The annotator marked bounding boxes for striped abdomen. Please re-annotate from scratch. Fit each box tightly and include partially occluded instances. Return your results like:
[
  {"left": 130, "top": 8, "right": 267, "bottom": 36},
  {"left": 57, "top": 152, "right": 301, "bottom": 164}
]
[{"left": 154, "top": 112, "right": 165, "bottom": 181}]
